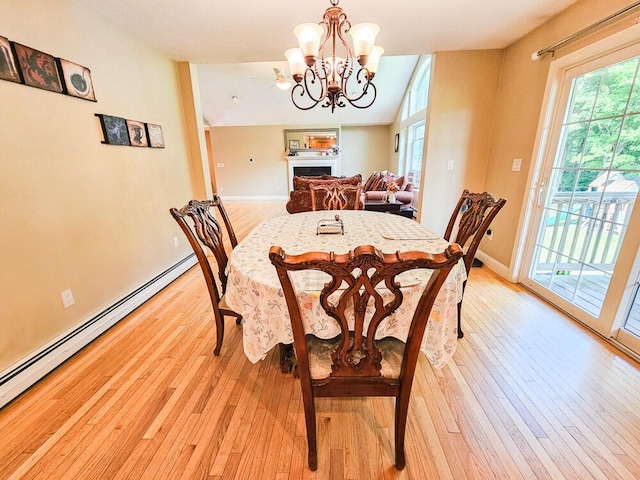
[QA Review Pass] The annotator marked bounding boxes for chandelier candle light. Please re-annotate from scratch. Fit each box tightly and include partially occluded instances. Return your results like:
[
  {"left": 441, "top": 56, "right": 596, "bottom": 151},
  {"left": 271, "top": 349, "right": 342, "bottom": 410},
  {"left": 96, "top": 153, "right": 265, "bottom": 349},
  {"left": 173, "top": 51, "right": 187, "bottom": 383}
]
[{"left": 284, "top": 0, "right": 383, "bottom": 112}]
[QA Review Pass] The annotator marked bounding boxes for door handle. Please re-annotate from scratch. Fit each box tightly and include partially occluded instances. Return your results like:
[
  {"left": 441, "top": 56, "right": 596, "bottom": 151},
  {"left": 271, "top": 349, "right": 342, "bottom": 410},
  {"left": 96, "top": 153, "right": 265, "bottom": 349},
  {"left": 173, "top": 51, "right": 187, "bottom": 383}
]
[{"left": 537, "top": 177, "right": 547, "bottom": 207}]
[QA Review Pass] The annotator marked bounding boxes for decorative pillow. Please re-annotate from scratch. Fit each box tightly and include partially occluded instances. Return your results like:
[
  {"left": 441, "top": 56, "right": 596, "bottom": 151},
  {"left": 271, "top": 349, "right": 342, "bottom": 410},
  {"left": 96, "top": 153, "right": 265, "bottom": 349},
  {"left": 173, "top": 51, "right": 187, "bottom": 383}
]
[
  {"left": 293, "top": 174, "right": 362, "bottom": 191},
  {"left": 370, "top": 175, "right": 388, "bottom": 191},
  {"left": 363, "top": 171, "right": 380, "bottom": 192}
]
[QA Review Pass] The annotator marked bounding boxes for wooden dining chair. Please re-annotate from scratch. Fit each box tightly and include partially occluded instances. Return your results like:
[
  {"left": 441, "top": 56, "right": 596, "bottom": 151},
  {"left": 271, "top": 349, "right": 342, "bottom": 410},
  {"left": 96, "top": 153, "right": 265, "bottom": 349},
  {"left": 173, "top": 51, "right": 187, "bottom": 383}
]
[
  {"left": 269, "top": 243, "right": 464, "bottom": 470},
  {"left": 170, "top": 196, "right": 242, "bottom": 355},
  {"left": 309, "top": 181, "right": 363, "bottom": 211},
  {"left": 443, "top": 189, "right": 506, "bottom": 338}
]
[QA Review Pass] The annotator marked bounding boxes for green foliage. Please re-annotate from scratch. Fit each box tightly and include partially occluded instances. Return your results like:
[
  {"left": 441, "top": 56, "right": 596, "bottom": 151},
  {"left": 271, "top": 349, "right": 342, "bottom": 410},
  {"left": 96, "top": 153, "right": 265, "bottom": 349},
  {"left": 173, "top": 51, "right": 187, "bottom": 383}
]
[{"left": 558, "top": 56, "right": 640, "bottom": 192}]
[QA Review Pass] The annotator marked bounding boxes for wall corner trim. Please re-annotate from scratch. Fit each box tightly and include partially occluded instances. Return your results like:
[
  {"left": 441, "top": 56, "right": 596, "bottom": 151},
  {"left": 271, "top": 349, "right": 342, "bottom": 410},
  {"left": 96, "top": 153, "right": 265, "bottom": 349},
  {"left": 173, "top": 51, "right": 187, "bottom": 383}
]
[{"left": 0, "top": 254, "right": 197, "bottom": 410}]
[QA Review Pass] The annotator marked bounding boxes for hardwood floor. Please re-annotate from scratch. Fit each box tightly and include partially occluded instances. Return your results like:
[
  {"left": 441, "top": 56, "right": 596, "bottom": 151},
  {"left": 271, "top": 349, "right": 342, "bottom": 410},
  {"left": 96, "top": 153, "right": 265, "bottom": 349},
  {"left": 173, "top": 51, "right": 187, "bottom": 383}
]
[{"left": 1, "top": 200, "right": 639, "bottom": 479}]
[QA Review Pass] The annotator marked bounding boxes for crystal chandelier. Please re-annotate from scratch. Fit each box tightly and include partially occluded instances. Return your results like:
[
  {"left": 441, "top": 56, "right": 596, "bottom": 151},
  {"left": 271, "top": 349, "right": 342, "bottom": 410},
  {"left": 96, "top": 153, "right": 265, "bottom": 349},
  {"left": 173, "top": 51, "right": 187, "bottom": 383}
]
[{"left": 284, "top": 0, "right": 383, "bottom": 112}]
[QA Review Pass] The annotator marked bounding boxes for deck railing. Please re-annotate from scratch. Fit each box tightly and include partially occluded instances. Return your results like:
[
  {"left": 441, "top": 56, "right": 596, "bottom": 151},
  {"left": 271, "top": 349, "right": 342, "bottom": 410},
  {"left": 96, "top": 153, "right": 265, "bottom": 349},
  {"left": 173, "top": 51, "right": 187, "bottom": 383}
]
[{"left": 538, "top": 191, "right": 637, "bottom": 274}]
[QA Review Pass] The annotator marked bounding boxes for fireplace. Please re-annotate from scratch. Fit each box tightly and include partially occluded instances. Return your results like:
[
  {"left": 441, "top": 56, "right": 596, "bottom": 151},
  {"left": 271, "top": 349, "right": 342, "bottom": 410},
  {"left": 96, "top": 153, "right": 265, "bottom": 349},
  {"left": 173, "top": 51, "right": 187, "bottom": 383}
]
[
  {"left": 293, "top": 166, "right": 332, "bottom": 177},
  {"left": 286, "top": 155, "right": 340, "bottom": 191}
]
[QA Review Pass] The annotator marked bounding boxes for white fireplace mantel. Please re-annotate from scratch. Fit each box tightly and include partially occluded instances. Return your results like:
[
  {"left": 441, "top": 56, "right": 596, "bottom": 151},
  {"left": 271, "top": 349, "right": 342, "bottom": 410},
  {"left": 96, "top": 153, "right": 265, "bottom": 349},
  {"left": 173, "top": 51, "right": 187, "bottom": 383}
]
[{"left": 286, "top": 154, "right": 341, "bottom": 191}]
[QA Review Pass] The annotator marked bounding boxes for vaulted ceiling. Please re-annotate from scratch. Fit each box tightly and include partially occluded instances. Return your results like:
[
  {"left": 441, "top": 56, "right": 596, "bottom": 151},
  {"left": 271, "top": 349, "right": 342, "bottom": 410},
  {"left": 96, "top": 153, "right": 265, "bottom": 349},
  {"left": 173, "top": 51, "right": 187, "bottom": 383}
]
[{"left": 78, "top": 0, "right": 580, "bottom": 126}]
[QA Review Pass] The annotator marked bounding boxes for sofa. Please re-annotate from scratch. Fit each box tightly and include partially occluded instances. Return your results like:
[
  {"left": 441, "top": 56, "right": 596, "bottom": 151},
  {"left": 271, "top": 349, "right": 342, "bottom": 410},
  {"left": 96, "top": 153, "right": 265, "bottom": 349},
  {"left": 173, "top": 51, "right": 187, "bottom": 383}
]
[
  {"left": 362, "top": 170, "right": 414, "bottom": 207},
  {"left": 286, "top": 174, "right": 363, "bottom": 213}
]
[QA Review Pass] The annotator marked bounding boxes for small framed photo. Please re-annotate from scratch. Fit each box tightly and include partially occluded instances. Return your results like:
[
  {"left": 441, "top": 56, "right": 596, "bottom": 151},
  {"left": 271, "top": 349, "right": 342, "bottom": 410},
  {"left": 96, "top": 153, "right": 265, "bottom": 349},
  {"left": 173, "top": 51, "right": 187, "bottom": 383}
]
[
  {"left": 289, "top": 139, "right": 300, "bottom": 150},
  {"left": 394, "top": 133, "right": 399, "bottom": 153},
  {"left": 145, "top": 123, "right": 165, "bottom": 148},
  {"left": 96, "top": 114, "right": 130, "bottom": 145},
  {"left": 126, "top": 119, "right": 148, "bottom": 147},
  {"left": 57, "top": 58, "right": 96, "bottom": 101},
  {"left": 12, "top": 42, "right": 62, "bottom": 93},
  {"left": 0, "top": 36, "right": 21, "bottom": 83}
]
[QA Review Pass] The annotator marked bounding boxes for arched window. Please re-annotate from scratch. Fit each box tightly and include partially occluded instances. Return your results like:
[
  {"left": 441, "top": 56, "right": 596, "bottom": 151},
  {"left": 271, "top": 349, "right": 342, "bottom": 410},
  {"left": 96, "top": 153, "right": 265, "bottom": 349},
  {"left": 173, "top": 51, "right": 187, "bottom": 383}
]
[
  {"left": 402, "top": 57, "right": 432, "bottom": 121},
  {"left": 399, "top": 56, "right": 432, "bottom": 206}
]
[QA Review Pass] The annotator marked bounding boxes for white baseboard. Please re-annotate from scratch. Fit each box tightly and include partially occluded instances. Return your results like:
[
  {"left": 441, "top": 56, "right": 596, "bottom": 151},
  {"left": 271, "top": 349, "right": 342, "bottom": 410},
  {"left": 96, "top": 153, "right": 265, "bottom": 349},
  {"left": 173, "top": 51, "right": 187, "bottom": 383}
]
[
  {"left": 0, "top": 254, "right": 197, "bottom": 410},
  {"left": 475, "top": 250, "right": 514, "bottom": 282},
  {"left": 221, "top": 195, "right": 289, "bottom": 201}
]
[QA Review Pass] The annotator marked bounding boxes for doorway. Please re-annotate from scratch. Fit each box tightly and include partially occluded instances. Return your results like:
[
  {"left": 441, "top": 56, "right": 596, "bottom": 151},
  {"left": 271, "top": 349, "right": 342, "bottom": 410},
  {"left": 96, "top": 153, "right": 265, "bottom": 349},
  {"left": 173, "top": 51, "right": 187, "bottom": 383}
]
[{"left": 521, "top": 31, "right": 640, "bottom": 353}]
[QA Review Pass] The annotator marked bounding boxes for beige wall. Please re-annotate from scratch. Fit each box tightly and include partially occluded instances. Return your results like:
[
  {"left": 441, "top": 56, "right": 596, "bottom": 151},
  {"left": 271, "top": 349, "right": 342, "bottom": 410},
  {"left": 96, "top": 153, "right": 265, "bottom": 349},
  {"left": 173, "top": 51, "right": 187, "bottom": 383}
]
[
  {"left": 210, "top": 124, "right": 390, "bottom": 195},
  {"left": 483, "top": 0, "right": 636, "bottom": 269},
  {"left": 341, "top": 125, "right": 390, "bottom": 177},
  {"left": 210, "top": 125, "right": 289, "bottom": 196},
  {"left": 419, "top": 50, "right": 504, "bottom": 235},
  {"left": 0, "top": 0, "right": 195, "bottom": 371}
]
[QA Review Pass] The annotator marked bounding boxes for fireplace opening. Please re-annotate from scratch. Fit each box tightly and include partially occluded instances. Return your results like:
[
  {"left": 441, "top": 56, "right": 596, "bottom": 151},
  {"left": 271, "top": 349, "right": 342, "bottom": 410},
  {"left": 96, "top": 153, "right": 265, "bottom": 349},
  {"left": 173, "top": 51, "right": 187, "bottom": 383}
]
[{"left": 293, "top": 166, "right": 333, "bottom": 177}]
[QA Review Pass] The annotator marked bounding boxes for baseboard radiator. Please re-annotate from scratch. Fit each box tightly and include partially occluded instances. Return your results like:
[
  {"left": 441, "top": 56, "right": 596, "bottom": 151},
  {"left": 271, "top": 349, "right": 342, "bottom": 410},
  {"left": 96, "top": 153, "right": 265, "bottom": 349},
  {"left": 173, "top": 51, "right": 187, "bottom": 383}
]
[{"left": 0, "top": 254, "right": 197, "bottom": 410}]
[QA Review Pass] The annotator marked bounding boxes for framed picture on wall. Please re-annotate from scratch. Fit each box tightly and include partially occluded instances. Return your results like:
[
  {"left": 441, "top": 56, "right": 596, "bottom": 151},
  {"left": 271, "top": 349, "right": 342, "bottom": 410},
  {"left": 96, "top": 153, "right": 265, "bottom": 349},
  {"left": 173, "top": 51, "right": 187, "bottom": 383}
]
[
  {"left": 96, "top": 114, "right": 130, "bottom": 145},
  {"left": 12, "top": 42, "right": 63, "bottom": 93},
  {"left": 126, "top": 119, "right": 148, "bottom": 147},
  {"left": 289, "top": 140, "right": 299, "bottom": 150},
  {"left": 57, "top": 58, "right": 96, "bottom": 101},
  {"left": 145, "top": 123, "right": 165, "bottom": 148},
  {"left": 0, "top": 36, "right": 21, "bottom": 83}
]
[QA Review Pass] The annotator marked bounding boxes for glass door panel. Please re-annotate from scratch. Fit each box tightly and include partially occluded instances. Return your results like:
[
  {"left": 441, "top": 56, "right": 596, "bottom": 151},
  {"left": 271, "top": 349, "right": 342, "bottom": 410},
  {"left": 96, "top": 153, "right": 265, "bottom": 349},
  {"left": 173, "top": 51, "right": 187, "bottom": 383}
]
[
  {"left": 523, "top": 50, "right": 640, "bottom": 331},
  {"left": 623, "top": 284, "right": 640, "bottom": 337}
]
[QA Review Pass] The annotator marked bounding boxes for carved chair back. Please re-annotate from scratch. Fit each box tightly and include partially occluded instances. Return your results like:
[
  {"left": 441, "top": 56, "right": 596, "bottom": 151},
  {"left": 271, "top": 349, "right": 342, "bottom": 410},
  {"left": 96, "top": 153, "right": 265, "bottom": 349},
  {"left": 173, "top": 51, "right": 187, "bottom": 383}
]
[
  {"left": 170, "top": 196, "right": 241, "bottom": 355},
  {"left": 443, "top": 189, "right": 506, "bottom": 338},
  {"left": 309, "top": 181, "right": 363, "bottom": 211},
  {"left": 269, "top": 243, "right": 463, "bottom": 470},
  {"left": 443, "top": 189, "right": 506, "bottom": 275}
]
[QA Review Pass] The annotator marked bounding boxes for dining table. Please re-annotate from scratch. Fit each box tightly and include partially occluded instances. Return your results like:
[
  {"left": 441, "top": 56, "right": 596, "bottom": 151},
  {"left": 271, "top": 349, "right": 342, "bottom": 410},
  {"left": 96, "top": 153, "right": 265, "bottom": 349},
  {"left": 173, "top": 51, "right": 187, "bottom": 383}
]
[{"left": 224, "top": 210, "right": 467, "bottom": 370}]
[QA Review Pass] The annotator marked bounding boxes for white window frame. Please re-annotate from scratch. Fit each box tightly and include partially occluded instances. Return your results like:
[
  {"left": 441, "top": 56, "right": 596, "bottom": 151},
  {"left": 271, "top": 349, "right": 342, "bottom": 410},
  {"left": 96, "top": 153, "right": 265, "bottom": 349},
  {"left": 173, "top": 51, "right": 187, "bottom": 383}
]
[{"left": 399, "top": 56, "right": 432, "bottom": 209}]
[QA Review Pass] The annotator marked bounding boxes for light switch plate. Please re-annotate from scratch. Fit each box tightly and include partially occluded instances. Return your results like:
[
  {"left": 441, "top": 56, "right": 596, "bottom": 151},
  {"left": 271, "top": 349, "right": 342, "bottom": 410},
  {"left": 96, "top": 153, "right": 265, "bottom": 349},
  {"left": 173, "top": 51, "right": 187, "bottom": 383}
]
[{"left": 512, "top": 158, "right": 522, "bottom": 172}]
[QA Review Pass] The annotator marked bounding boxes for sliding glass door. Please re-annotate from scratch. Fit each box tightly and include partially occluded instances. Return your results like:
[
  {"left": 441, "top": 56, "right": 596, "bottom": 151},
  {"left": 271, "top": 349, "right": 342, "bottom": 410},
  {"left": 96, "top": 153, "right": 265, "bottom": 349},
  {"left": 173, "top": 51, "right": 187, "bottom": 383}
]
[{"left": 521, "top": 36, "right": 640, "bottom": 352}]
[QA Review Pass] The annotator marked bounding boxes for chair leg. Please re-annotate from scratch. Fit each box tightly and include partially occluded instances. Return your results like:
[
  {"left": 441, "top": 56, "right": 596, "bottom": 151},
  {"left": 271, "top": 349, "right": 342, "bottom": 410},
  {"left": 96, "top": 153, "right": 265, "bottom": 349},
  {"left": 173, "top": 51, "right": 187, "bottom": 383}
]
[
  {"left": 301, "top": 391, "right": 318, "bottom": 470},
  {"left": 394, "top": 392, "right": 410, "bottom": 470},
  {"left": 278, "top": 343, "right": 295, "bottom": 374},
  {"left": 213, "top": 314, "right": 225, "bottom": 356},
  {"left": 214, "top": 309, "right": 243, "bottom": 356},
  {"left": 457, "top": 301, "right": 464, "bottom": 339}
]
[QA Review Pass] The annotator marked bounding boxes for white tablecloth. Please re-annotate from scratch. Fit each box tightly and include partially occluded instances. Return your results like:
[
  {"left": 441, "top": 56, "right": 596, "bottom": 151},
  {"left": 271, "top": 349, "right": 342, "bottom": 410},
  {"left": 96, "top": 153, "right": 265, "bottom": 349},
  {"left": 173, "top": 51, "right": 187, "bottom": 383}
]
[{"left": 225, "top": 210, "right": 466, "bottom": 368}]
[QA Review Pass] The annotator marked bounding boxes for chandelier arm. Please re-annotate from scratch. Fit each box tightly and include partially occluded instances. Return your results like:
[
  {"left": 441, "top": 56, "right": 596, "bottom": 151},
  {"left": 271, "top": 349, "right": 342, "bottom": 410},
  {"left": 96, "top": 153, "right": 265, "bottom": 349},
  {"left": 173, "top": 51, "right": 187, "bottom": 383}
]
[
  {"left": 340, "top": 68, "right": 373, "bottom": 102},
  {"left": 291, "top": 83, "right": 321, "bottom": 111},
  {"left": 302, "top": 68, "right": 328, "bottom": 104},
  {"left": 343, "top": 83, "right": 377, "bottom": 109},
  {"left": 317, "top": 6, "right": 352, "bottom": 64},
  {"left": 333, "top": 13, "right": 353, "bottom": 64}
]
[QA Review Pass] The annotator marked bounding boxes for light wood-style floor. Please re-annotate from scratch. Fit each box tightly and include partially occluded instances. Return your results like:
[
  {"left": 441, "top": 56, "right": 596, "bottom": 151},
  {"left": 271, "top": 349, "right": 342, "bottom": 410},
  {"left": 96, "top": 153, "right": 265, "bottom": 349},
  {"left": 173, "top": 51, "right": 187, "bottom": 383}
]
[{"left": 1, "top": 200, "right": 639, "bottom": 479}]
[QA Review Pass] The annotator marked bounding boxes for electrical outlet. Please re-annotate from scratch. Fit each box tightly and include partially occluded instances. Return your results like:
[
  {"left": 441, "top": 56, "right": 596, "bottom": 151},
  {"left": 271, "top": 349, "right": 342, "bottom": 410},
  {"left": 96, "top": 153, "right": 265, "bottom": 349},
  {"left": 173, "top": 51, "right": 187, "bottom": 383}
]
[
  {"left": 61, "top": 289, "right": 75, "bottom": 308},
  {"left": 173, "top": 236, "right": 179, "bottom": 247},
  {"left": 217, "top": 163, "right": 224, "bottom": 167},
  {"left": 486, "top": 229, "right": 493, "bottom": 240},
  {"left": 447, "top": 160, "right": 454, "bottom": 170}
]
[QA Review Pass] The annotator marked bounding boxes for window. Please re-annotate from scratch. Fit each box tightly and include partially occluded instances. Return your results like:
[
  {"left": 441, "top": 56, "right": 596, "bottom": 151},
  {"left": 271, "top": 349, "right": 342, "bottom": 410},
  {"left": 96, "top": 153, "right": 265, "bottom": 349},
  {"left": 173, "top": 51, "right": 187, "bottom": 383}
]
[
  {"left": 398, "top": 56, "right": 432, "bottom": 208},
  {"left": 402, "top": 57, "right": 432, "bottom": 121},
  {"left": 405, "top": 121, "right": 425, "bottom": 191}
]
